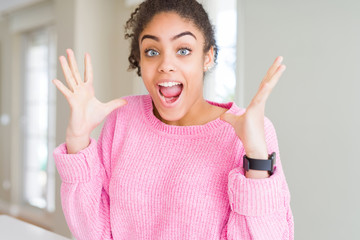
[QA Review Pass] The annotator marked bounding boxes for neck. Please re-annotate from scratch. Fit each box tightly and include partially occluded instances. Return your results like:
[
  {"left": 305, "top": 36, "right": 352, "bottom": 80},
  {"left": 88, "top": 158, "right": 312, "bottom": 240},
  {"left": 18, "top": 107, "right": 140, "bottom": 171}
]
[{"left": 153, "top": 98, "right": 216, "bottom": 126}]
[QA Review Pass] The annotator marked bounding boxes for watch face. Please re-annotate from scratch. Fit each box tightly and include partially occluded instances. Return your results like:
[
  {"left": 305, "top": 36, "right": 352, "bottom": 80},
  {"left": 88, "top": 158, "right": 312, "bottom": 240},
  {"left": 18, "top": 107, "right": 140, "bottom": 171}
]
[
  {"left": 270, "top": 152, "right": 276, "bottom": 173},
  {"left": 243, "top": 155, "right": 249, "bottom": 171},
  {"left": 244, "top": 153, "right": 276, "bottom": 173}
]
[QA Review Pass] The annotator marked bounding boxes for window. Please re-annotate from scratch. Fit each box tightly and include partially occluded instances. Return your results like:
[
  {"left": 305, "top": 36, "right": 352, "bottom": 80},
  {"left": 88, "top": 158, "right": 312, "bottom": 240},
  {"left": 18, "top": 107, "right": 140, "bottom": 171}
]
[
  {"left": 21, "top": 26, "right": 56, "bottom": 211},
  {"left": 204, "top": 0, "right": 237, "bottom": 103}
]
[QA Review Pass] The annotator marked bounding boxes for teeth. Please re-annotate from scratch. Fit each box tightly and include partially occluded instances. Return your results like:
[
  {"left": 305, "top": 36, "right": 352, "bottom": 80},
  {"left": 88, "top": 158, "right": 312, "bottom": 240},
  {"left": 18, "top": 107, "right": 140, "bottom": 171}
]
[{"left": 158, "top": 82, "right": 182, "bottom": 87}]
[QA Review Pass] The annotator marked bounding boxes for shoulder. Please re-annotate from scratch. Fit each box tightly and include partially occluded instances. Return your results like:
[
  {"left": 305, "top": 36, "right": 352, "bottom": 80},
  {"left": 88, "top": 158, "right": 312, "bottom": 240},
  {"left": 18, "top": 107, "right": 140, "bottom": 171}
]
[
  {"left": 225, "top": 100, "right": 277, "bottom": 138},
  {"left": 111, "top": 94, "right": 147, "bottom": 115},
  {"left": 104, "top": 94, "right": 148, "bottom": 125},
  {"left": 121, "top": 94, "right": 147, "bottom": 109},
  {"left": 229, "top": 101, "right": 276, "bottom": 130},
  {"left": 264, "top": 116, "right": 277, "bottom": 134}
]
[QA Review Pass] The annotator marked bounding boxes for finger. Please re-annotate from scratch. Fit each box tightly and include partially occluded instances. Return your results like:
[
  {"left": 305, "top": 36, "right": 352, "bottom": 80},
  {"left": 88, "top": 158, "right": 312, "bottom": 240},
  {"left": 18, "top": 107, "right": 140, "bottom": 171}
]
[
  {"left": 104, "top": 98, "right": 128, "bottom": 115},
  {"left": 52, "top": 79, "right": 72, "bottom": 99},
  {"left": 84, "top": 53, "right": 93, "bottom": 84},
  {"left": 267, "top": 64, "right": 286, "bottom": 89},
  {"left": 59, "top": 55, "right": 77, "bottom": 91},
  {"left": 66, "top": 48, "right": 82, "bottom": 85},
  {"left": 249, "top": 82, "right": 271, "bottom": 109},
  {"left": 251, "top": 64, "right": 286, "bottom": 107},
  {"left": 261, "top": 56, "right": 283, "bottom": 86},
  {"left": 220, "top": 112, "right": 238, "bottom": 127}
]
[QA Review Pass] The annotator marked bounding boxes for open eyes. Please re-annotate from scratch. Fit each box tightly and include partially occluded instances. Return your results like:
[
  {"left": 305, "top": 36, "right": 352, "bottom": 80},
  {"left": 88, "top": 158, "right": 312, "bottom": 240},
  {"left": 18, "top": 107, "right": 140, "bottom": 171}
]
[
  {"left": 177, "top": 48, "right": 191, "bottom": 56},
  {"left": 145, "top": 49, "right": 159, "bottom": 57},
  {"left": 144, "top": 48, "right": 192, "bottom": 57}
]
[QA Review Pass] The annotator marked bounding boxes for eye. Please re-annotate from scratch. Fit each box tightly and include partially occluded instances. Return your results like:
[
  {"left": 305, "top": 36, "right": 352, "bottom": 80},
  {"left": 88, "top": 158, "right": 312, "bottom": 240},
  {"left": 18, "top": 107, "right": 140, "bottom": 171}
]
[
  {"left": 177, "top": 48, "right": 191, "bottom": 56},
  {"left": 145, "top": 49, "right": 159, "bottom": 57}
]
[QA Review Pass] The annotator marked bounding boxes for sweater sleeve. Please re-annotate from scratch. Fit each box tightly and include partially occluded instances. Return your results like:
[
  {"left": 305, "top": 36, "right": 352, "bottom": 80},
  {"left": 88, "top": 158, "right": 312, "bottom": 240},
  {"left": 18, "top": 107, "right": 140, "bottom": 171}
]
[
  {"left": 53, "top": 111, "right": 118, "bottom": 240},
  {"left": 222, "top": 117, "right": 294, "bottom": 240}
]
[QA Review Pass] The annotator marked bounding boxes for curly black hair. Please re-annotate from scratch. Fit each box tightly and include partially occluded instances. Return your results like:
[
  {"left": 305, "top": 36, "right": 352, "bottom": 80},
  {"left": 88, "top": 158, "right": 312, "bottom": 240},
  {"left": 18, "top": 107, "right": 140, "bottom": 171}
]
[{"left": 124, "top": 0, "right": 218, "bottom": 76}]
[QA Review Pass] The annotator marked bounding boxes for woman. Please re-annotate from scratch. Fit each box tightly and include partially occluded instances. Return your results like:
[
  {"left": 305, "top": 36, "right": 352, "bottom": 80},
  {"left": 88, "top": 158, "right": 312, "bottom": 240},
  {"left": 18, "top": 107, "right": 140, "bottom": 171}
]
[{"left": 52, "top": 0, "right": 294, "bottom": 239}]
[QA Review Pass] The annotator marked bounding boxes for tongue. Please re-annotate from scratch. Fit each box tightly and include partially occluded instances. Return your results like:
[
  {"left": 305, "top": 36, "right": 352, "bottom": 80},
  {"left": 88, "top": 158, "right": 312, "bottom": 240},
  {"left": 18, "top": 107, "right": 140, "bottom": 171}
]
[{"left": 159, "top": 85, "right": 182, "bottom": 98}]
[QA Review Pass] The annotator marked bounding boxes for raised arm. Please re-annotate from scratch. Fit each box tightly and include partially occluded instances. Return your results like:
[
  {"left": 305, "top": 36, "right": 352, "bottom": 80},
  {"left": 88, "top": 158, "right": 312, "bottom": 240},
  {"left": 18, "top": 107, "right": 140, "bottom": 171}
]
[
  {"left": 220, "top": 57, "right": 294, "bottom": 239},
  {"left": 52, "top": 49, "right": 126, "bottom": 239},
  {"left": 222, "top": 117, "right": 294, "bottom": 239}
]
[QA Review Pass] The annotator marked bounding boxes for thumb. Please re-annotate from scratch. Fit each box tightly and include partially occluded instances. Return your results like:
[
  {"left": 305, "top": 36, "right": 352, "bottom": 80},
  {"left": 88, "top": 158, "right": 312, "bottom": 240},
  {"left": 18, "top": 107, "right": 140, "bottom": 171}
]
[
  {"left": 220, "top": 112, "right": 238, "bottom": 127},
  {"left": 104, "top": 98, "right": 127, "bottom": 115}
]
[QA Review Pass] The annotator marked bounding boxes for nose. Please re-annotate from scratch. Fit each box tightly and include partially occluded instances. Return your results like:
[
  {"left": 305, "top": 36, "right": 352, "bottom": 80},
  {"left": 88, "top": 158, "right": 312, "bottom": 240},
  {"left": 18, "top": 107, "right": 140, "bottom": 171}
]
[{"left": 157, "top": 52, "right": 176, "bottom": 73}]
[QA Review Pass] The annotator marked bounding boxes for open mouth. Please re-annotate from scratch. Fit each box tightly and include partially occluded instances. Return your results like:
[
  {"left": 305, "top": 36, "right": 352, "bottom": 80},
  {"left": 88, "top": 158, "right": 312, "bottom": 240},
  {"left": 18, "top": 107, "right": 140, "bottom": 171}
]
[{"left": 157, "top": 82, "right": 183, "bottom": 105}]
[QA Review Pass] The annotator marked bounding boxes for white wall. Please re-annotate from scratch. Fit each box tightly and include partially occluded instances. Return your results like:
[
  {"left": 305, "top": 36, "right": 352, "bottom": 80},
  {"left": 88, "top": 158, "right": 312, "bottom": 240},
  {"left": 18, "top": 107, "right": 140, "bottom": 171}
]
[{"left": 240, "top": 0, "right": 360, "bottom": 239}]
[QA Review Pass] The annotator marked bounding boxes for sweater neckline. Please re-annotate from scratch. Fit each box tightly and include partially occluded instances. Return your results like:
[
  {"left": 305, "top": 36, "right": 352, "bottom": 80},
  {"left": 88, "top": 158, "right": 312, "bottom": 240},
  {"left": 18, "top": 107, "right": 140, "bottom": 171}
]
[{"left": 142, "top": 94, "right": 240, "bottom": 136}]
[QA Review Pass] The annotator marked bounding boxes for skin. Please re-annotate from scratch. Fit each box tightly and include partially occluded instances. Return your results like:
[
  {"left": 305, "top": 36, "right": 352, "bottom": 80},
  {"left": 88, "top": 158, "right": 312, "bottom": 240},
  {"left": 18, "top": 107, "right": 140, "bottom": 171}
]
[
  {"left": 53, "top": 12, "right": 286, "bottom": 179},
  {"left": 139, "top": 12, "right": 227, "bottom": 126},
  {"left": 221, "top": 56, "right": 286, "bottom": 179},
  {"left": 53, "top": 50, "right": 127, "bottom": 154}
]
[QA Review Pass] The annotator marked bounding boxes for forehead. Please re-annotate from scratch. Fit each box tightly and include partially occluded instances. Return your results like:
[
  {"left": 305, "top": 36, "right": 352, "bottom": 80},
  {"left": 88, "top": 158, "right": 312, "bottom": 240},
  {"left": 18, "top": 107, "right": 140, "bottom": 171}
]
[{"left": 140, "top": 12, "right": 204, "bottom": 42}]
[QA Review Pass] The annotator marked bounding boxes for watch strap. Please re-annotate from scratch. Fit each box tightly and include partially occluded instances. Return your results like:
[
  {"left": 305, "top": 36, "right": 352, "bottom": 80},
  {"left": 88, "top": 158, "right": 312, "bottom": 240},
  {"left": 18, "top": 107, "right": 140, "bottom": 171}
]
[
  {"left": 246, "top": 158, "right": 273, "bottom": 171},
  {"left": 243, "top": 152, "right": 276, "bottom": 174}
]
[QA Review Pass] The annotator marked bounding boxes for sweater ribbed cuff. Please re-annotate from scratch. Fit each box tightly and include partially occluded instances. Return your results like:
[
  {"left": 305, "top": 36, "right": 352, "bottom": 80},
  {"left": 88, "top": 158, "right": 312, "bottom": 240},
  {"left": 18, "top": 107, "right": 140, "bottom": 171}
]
[
  {"left": 53, "top": 138, "right": 100, "bottom": 183},
  {"left": 228, "top": 166, "right": 282, "bottom": 216}
]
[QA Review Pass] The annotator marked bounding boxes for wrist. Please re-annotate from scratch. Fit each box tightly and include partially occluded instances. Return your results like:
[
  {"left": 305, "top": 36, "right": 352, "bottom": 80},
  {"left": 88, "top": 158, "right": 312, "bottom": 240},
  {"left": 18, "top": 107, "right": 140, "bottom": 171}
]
[
  {"left": 245, "top": 143, "right": 268, "bottom": 159},
  {"left": 243, "top": 152, "right": 276, "bottom": 179},
  {"left": 245, "top": 152, "right": 268, "bottom": 159},
  {"left": 65, "top": 135, "right": 90, "bottom": 154},
  {"left": 245, "top": 169, "right": 270, "bottom": 179},
  {"left": 245, "top": 149, "right": 268, "bottom": 160}
]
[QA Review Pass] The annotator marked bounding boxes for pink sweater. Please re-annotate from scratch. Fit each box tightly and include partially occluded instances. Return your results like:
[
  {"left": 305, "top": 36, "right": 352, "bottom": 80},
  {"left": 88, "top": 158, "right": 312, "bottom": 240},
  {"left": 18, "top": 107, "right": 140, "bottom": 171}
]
[{"left": 53, "top": 94, "right": 294, "bottom": 240}]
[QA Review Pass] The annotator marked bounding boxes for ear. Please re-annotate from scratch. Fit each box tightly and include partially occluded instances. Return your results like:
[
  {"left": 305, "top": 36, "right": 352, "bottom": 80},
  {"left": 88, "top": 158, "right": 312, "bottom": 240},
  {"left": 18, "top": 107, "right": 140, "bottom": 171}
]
[{"left": 203, "top": 46, "right": 214, "bottom": 71}]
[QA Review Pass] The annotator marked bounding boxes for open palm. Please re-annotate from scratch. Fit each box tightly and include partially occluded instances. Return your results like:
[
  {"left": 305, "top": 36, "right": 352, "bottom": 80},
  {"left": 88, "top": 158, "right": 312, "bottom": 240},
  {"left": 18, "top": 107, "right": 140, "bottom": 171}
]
[
  {"left": 52, "top": 49, "right": 127, "bottom": 140},
  {"left": 221, "top": 56, "right": 286, "bottom": 160}
]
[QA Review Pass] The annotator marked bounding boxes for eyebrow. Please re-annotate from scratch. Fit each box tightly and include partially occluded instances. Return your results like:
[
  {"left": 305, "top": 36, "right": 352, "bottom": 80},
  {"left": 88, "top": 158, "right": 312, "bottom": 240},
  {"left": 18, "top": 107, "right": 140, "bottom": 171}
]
[{"left": 140, "top": 31, "right": 197, "bottom": 43}]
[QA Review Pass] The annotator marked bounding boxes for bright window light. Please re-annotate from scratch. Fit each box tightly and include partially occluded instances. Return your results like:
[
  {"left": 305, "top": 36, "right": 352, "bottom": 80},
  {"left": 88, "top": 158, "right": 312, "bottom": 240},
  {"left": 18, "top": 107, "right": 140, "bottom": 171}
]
[{"left": 22, "top": 26, "right": 56, "bottom": 212}]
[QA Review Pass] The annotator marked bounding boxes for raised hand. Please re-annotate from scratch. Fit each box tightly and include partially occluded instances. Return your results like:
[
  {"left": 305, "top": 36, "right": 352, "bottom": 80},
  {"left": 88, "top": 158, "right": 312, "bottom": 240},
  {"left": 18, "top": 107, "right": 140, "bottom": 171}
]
[
  {"left": 220, "top": 56, "right": 286, "bottom": 178},
  {"left": 52, "top": 49, "right": 127, "bottom": 153}
]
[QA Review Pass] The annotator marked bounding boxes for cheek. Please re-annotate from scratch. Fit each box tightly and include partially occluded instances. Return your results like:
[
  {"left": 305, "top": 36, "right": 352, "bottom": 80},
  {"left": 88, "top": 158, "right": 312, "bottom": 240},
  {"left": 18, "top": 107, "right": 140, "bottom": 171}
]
[
  {"left": 141, "top": 73, "right": 152, "bottom": 89},
  {"left": 184, "top": 60, "right": 205, "bottom": 85},
  {"left": 140, "top": 65, "right": 159, "bottom": 95},
  {"left": 140, "top": 61, "right": 153, "bottom": 82}
]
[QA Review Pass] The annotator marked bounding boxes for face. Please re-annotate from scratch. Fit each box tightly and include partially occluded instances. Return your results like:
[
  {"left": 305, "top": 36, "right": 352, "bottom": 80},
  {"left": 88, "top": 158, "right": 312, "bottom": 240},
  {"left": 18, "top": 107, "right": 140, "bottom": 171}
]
[{"left": 139, "top": 12, "right": 213, "bottom": 124}]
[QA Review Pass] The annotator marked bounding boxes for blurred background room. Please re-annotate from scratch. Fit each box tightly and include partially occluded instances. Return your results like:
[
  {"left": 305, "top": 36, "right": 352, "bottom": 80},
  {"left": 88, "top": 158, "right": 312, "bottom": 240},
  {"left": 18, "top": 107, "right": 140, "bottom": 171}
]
[{"left": 0, "top": 0, "right": 359, "bottom": 239}]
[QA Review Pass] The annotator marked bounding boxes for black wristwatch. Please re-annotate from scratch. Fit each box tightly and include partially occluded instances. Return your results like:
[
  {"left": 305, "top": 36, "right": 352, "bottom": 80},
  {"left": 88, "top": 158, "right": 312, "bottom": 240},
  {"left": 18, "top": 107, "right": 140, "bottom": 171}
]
[{"left": 243, "top": 152, "right": 276, "bottom": 175}]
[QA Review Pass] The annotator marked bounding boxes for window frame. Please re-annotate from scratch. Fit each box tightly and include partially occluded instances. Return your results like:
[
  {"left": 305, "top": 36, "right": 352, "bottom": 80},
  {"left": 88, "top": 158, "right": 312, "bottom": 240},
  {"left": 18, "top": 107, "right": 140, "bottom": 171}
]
[{"left": 20, "top": 25, "right": 57, "bottom": 212}]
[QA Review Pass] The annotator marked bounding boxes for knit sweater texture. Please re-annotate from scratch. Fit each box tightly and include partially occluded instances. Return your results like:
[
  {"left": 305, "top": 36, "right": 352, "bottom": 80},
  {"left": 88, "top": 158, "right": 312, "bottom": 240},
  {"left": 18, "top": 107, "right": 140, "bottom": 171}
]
[{"left": 53, "top": 94, "right": 294, "bottom": 240}]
